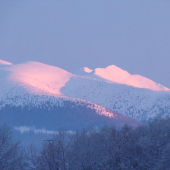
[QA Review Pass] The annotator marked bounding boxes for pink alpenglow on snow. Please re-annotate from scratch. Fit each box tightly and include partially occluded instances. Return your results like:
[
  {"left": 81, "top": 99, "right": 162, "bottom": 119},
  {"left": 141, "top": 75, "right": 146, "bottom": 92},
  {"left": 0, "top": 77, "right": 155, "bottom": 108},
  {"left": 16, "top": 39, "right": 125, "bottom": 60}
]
[
  {"left": 94, "top": 65, "right": 170, "bottom": 91},
  {"left": 83, "top": 67, "right": 93, "bottom": 73},
  {"left": 1, "top": 60, "right": 169, "bottom": 95},
  {"left": 0, "top": 59, "right": 13, "bottom": 65},
  {"left": 4, "top": 61, "right": 73, "bottom": 95}
]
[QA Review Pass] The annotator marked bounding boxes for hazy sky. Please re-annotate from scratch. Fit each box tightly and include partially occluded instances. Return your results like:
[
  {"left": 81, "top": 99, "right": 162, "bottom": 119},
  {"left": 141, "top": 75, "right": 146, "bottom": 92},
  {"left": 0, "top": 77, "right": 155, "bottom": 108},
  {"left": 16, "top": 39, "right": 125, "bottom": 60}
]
[{"left": 0, "top": 1, "right": 170, "bottom": 88}]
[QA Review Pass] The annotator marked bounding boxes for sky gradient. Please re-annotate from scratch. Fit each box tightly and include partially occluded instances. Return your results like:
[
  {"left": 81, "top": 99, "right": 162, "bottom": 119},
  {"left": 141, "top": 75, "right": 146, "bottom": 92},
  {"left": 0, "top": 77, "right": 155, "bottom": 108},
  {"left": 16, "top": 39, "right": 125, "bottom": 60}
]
[{"left": 0, "top": 1, "right": 170, "bottom": 88}]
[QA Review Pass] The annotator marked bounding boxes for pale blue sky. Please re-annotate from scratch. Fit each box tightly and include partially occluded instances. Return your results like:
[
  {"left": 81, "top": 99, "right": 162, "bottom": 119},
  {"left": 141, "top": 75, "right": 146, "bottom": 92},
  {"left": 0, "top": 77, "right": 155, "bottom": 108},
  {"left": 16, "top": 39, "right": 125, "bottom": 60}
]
[{"left": 0, "top": 1, "right": 170, "bottom": 88}]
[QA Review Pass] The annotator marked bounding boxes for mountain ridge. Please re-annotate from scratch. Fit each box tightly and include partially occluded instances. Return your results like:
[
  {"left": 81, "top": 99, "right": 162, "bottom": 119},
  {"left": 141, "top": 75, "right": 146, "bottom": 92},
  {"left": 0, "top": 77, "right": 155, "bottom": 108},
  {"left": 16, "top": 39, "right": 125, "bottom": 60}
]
[
  {"left": 75, "top": 65, "right": 170, "bottom": 91},
  {"left": 0, "top": 59, "right": 170, "bottom": 124}
]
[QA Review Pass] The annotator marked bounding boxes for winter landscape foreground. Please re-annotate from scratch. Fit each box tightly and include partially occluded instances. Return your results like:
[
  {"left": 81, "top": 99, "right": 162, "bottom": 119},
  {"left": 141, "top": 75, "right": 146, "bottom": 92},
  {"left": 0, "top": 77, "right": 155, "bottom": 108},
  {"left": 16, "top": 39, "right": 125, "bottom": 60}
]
[{"left": 0, "top": 59, "right": 170, "bottom": 169}]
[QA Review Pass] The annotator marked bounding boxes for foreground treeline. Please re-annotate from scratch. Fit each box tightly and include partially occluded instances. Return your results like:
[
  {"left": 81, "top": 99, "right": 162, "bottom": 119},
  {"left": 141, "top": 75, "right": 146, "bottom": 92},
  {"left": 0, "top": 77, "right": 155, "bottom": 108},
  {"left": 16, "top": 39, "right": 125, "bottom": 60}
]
[{"left": 1, "top": 118, "right": 170, "bottom": 170}]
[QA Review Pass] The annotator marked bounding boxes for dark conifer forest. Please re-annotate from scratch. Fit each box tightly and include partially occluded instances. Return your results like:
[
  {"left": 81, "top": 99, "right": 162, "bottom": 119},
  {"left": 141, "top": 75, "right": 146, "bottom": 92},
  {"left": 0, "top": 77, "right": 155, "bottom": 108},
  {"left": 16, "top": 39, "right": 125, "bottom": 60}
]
[{"left": 1, "top": 117, "right": 170, "bottom": 170}]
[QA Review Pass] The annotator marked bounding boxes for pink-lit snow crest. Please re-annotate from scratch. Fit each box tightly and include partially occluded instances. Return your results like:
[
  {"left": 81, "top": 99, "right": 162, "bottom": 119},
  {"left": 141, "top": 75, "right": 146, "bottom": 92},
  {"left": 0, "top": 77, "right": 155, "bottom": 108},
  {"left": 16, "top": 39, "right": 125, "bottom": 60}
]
[
  {"left": 1, "top": 60, "right": 169, "bottom": 94},
  {"left": 94, "top": 65, "right": 169, "bottom": 91},
  {"left": 0, "top": 59, "right": 13, "bottom": 65},
  {"left": 76, "top": 65, "right": 169, "bottom": 91},
  {"left": 3, "top": 61, "right": 73, "bottom": 96}
]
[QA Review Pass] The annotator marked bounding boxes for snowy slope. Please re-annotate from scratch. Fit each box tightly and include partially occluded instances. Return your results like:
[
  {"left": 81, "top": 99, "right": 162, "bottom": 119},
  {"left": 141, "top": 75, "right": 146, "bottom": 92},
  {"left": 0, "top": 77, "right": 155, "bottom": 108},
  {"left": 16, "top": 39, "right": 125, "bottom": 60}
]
[
  {"left": 61, "top": 76, "right": 170, "bottom": 122},
  {"left": 1, "top": 61, "right": 73, "bottom": 96}
]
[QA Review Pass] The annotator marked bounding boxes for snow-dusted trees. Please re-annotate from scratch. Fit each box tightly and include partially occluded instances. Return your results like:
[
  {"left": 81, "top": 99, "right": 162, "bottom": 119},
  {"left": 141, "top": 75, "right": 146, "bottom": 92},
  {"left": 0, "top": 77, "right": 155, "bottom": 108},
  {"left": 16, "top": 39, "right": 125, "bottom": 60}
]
[
  {"left": 27, "top": 130, "right": 71, "bottom": 170},
  {"left": 0, "top": 125, "right": 28, "bottom": 170},
  {"left": 68, "top": 127, "right": 113, "bottom": 169},
  {"left": 27, "top": 117, "right": 170, "bottom": 170}
]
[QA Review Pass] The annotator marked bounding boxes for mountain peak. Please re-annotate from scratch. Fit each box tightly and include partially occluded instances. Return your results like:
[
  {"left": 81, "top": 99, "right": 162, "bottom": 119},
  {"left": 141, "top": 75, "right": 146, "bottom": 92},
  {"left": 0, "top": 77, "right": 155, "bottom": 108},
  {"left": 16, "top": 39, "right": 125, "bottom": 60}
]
[
  {"left": 0, "top": 59, "right": 13, "bottom": 65},
  {"left": 95, "top": 65, "right": 130, "bottom": 81},
  {"left": 74, "top": 65, "right": 169, "bottom": 92}
]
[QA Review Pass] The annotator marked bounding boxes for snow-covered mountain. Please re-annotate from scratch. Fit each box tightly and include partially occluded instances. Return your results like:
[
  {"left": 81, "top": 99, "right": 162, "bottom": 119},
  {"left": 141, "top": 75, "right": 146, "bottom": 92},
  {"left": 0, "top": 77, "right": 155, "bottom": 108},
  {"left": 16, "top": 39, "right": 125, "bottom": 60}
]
[
  {"left": 0, "top": 59, "right": 170, "bottom": 131},
  {"left": 0, "top": 59, "right": 141, "bottom": 136}
]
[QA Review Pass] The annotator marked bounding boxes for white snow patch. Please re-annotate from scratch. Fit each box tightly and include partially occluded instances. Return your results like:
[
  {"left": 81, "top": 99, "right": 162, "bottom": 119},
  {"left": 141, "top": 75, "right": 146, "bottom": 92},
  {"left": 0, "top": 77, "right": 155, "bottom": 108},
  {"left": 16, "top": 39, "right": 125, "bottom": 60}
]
[
  {"left": 84, "top": 67, "right": 93, "bottom": 73},
  {"left": 14, "top": 126, "right": 75, "bottom": 135}
]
